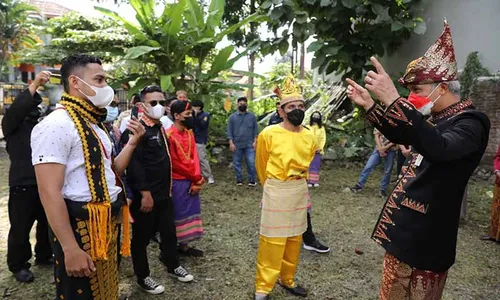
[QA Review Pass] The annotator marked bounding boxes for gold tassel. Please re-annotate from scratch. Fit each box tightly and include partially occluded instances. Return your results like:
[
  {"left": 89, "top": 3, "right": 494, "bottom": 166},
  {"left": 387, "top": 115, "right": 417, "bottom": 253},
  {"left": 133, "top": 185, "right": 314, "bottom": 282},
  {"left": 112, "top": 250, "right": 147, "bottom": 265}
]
[
  {"left": 120, "top": 204, "right": 131, "bottom": 257},
  {"left": 87, "top": 202, "right": 112, "bottom": 261}
]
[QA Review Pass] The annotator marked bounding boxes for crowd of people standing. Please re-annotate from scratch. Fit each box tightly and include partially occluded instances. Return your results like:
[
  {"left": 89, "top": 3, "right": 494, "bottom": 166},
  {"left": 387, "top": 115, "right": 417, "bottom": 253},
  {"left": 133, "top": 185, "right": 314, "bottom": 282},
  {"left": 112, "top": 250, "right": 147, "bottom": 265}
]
[{"left": 1, "top": 20, "right": 499, "bottom": 300}]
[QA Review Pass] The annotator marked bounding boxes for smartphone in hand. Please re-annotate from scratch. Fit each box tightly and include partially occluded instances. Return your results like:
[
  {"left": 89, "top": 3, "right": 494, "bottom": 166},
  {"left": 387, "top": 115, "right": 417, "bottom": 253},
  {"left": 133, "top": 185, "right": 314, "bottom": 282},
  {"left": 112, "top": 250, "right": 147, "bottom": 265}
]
[
  {"left": 129, "top": 106, "right": 139, "bottom": 135},
  {"left": 49, "top": 74, "right": 62, "bottom": 85},
  {"left": 131, "top": 105, "right": 139, "bottom": 119}
]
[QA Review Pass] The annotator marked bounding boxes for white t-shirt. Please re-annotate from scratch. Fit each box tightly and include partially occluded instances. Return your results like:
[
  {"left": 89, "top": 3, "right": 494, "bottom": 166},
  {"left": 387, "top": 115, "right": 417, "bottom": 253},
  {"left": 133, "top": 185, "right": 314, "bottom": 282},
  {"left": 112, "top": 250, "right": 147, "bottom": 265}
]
[
  {"left": 31, "top": 106, "right": 121, "bottom": 203},
  {"left": 160, "top": 115, "right": 173, "bottom": 130}
]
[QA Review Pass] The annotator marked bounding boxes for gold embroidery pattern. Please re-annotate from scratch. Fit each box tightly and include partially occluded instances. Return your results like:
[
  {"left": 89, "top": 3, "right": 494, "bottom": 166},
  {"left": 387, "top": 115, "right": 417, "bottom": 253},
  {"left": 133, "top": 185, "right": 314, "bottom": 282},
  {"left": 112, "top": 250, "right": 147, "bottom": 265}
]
[
  {"left": 429, "top": 99, "right": 473, "bottom": 122},
  {"left": 401, "top": 198, "right": 428, "bottom": 214},
  {"left": 365, "top": 103, "right": 386, "bottom": 126},
  {"left": 168, "top": 129, "right": 193, "bottom": 161},
  {"left": 372, "top": 153, "right": 419, "bottom": 245},
  {"left": 79, "top": 218, "right": 119, "bottom": 300},
  {"left": 384, "top": 99, "right": 415, "bottom": 126}
]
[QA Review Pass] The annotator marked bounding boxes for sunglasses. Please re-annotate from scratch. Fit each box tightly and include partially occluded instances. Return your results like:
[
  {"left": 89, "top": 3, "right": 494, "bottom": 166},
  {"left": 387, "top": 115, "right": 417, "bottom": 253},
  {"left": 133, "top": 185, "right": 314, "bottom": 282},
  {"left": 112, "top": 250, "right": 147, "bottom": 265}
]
[{"left": 149, "top": 100, "right": 166, "bottom": 106}]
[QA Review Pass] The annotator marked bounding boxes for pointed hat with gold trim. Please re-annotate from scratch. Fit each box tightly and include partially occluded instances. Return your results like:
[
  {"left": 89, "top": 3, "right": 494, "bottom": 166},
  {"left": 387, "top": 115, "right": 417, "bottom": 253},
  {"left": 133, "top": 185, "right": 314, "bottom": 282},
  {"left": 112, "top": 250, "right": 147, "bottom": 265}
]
[
  {"left": 273, "top": 74, "right": 304, "bottom": 105},
  {"left": 399, "top": 20, "right": 458, "bottom": 86}
]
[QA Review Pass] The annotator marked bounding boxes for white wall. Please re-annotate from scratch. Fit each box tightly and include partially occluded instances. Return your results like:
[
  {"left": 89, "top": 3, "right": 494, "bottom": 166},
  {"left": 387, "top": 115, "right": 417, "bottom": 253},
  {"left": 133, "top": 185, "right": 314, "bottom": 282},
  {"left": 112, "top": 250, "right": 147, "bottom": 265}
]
[{"left": 385, "top": 0, "right": 500, "bottom": 76}]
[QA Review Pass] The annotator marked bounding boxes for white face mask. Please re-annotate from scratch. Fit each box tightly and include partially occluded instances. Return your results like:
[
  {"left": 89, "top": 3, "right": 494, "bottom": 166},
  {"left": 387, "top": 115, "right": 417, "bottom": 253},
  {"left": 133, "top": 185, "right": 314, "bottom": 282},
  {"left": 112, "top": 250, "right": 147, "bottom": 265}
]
[
  {"left": 417, "top": 84, "right": 442, "bottom": 116},
  {"left": 76, "top": 76, "right": 114, "bottom": 108},
  {"left": 148, "top": 104, "right": 165, "bottom": 120}
]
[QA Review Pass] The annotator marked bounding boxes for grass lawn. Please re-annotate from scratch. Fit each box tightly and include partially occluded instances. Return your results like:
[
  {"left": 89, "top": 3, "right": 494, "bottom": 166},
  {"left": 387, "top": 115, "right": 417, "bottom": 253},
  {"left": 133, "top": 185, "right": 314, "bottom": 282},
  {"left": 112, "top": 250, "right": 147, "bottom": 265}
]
[{"left": 0, "top": 150, "right": 499, "bottom": 300}]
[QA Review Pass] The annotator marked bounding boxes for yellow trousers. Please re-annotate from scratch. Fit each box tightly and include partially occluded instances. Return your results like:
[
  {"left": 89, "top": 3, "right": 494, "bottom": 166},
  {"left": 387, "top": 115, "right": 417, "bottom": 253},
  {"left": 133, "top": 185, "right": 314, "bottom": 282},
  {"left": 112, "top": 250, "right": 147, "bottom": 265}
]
[{"left": 255, "top": 235, "right": 302, "bottom": 294}]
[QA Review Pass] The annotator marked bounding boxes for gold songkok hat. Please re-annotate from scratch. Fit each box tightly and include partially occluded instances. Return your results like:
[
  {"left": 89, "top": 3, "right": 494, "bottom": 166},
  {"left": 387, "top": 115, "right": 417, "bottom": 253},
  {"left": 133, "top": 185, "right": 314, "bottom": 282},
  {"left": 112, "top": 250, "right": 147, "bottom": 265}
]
[{"left": 273, "top": 74, "right": 304, "bottom": 106}]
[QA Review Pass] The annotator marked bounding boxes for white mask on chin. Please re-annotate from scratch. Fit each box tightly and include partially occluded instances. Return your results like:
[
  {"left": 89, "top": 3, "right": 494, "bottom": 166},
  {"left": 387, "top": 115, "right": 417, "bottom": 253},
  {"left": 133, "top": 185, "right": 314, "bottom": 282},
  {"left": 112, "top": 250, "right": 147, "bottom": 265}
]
[
  {"left": 76, "top": 76, "right": 114, "bottom": 108},
  {"left": 149, "top": 104, "right": 165, "bottom": 120}
]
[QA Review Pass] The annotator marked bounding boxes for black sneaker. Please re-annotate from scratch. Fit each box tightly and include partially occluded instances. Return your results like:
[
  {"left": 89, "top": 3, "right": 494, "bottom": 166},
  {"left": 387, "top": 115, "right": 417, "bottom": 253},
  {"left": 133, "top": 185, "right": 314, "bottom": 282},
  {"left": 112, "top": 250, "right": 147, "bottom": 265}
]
[
  {"left": 236, "top": 181, "right": 243, "bottom": 186},
  {"left": 137, "top": 277, "right": 165, "bottom": 294},
  {"left": 13, "top": 269, "right": 34, "bottom": 283},
  {"left": 303, "top": 239, "right": 330, "bottom": 254},
  {"left": 248, "top": 182, "right": 257, "bottom": 187},
  {"left": 168, "top": 266, "right": 194, "bottom": 283},
  {"left": 379, "top": 190, "right": 388, "bottom": 198},
  {"left": 350, "top": 184, "right": 363, "bottom": 193}
]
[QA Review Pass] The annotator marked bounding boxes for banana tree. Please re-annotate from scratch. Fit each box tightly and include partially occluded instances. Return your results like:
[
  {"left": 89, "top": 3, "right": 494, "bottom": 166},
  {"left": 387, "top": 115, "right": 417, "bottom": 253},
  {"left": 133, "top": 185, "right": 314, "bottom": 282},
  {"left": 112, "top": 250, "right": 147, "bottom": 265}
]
[{"left": 95, "top": 0, "right": 266, "bottom": 98}]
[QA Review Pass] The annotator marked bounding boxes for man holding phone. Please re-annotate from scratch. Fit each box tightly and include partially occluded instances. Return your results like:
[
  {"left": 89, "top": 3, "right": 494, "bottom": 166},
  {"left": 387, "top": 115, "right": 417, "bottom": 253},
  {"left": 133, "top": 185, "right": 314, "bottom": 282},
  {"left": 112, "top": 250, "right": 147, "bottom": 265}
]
[
  {"left": 2, "top": 71, "right": 53, "bottom": 282},
  {"left": 122, "top": 85, "right": 193, "bottom": 294}
]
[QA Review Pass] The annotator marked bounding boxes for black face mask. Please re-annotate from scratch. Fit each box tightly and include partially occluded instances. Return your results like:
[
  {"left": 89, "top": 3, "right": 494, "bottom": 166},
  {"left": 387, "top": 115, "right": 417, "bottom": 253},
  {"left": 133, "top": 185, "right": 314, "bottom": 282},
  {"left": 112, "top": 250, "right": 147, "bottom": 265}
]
[
  {"left": 312, "top": 117, "right": 321, "bottom": 123},
  {"left": 286, "top": 109, "right": 305, "bottom": 126},
  {"left": 238, "top": 105, "right": 247, "bottom": 112},
  {"left": 181, "top": 116, "right": 194, "bottom": 129}
]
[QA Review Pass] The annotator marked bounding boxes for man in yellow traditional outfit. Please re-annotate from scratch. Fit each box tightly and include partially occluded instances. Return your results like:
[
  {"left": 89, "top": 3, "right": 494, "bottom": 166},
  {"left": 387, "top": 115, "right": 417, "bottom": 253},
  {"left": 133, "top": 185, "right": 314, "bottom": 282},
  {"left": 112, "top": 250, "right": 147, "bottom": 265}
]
[{"left": 254, "top": 75, "right": 316, "bottom": 300}]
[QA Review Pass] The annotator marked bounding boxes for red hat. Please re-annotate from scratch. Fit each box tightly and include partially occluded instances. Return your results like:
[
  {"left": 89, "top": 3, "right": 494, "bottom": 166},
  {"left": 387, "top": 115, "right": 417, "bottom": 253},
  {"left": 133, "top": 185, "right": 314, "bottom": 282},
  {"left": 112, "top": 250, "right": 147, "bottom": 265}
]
[{"left": 398, "top": 20, "right": 458, "bottom": 86}]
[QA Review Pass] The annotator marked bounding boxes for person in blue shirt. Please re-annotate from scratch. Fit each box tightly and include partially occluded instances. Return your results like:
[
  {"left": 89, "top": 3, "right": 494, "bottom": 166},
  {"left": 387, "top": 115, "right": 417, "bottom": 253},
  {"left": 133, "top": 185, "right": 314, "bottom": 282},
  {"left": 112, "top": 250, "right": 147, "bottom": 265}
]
[
  {"left": 227, "top": 97, "right": 259, "bottom": 186},
  {"left": 192, "top": 99, "right": 215, "bottom": 184}
]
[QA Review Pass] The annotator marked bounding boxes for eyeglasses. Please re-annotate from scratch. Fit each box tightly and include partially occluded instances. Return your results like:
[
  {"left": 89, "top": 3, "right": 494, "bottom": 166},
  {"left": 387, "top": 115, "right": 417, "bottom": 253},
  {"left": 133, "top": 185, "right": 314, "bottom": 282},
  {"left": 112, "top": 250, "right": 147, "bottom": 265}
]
[{"left": 149, "top": 100, "right": 166, "bottom": 106}]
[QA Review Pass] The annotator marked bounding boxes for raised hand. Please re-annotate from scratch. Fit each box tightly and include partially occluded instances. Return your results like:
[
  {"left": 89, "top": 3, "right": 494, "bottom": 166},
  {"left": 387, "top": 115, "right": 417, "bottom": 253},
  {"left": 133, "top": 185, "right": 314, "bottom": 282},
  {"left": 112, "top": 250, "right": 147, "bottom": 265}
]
[
  {"left": 346, "top": 78, "right": 374, "bottom": 110},
  {"left": 364, "top": 57, "right": 400, "bottom": 106},
  {"left": 29, "top": 71, "right": 51, "bottom": 95}
]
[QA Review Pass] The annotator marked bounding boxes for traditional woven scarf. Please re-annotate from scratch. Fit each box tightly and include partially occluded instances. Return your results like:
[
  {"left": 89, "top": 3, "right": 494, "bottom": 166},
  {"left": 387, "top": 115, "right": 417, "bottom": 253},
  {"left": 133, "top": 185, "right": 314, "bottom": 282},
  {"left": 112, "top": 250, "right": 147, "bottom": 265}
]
[{"left": 59, "top": 92, "right": 130, "bottom": 260}]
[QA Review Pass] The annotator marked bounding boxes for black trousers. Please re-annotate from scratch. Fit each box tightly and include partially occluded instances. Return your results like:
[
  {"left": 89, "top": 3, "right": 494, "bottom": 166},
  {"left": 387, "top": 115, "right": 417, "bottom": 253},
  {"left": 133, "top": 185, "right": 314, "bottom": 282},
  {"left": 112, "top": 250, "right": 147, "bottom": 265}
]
[
  {"left": 130, "top": 197, "right": 179, "bottom": 279},
  {"left": 302, "top": 212, "right": 316, "bottom": 245},
  {"left": 7, "top": 186, "right": 52, "bottom": 273}
]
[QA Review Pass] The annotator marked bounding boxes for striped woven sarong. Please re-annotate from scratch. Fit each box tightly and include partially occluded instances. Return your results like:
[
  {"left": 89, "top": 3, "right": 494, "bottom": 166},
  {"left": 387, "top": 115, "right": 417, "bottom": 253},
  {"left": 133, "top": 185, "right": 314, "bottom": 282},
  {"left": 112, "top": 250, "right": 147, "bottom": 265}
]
[{"left": 172, "top": 179, "right": 204, "bottom": 243}]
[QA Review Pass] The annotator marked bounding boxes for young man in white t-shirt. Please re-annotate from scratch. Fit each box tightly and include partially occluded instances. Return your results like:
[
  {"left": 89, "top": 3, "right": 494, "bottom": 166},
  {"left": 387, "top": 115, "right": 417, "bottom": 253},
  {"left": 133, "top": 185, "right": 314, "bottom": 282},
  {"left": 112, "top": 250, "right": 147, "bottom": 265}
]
[{"left": 31, "top": 54, "right": 144, "bottom": 300}]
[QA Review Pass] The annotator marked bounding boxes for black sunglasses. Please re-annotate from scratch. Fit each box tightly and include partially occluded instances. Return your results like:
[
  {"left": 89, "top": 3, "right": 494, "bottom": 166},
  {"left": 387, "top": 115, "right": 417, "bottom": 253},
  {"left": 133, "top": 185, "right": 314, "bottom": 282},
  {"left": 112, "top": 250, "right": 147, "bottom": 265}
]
[{"left": 149, "top": 100, "right": 166, "bottom": 106}]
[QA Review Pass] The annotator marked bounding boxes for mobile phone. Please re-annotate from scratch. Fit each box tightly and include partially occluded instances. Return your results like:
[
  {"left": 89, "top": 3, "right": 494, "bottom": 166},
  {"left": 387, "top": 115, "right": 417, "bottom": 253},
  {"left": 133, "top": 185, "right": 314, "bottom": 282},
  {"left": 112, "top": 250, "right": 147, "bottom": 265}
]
[
  {"left": 131, "top": 105, "right": 139, "bottom": 119},
  {"left": 49, "top": 74, "right": 61, "bottom": 85}
]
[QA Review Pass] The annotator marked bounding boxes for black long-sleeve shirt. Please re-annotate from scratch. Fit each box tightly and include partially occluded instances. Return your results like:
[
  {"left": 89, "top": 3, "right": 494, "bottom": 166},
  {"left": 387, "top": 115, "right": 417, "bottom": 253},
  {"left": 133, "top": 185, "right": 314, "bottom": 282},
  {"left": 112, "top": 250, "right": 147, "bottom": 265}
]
[
  {"left": 367, "top": 98, "right": 490, "bottom": 272},
  {"left": 2, "top": 89, "right": 42, "bottom": 187},
  {"left": 121, "top": 121, "right": 171, "bottom": 203}
]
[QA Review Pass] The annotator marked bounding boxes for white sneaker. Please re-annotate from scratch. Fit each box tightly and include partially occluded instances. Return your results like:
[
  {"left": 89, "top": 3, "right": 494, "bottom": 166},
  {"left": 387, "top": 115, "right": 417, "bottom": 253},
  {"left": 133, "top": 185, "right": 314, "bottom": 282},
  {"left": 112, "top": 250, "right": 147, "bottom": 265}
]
[
  {"left": 208, "top": 177, "right": 215, "bottom": 184},
  {"left": 169, "top": 266, "right": 194, "bottom": 283},
  {"left": 137, "top": 276, "right": 165, "bottom": 294},
  {"left": 307, "top": 184, "right": 313, "bottom": 188},
  {"left": 313, "top": 183, "right": 320, "bottom": 188}
]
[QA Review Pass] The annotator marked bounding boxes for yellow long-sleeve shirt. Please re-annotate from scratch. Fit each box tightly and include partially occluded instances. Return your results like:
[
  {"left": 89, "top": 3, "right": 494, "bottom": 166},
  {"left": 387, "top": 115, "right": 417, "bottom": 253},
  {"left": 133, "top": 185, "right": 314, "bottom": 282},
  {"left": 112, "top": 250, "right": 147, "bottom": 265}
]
[
  {"left": 256, "top": 124, "right": 317, "bottom": 185},
  {"left": 310, "top": 124, "right": 326, "bottom": 154}
]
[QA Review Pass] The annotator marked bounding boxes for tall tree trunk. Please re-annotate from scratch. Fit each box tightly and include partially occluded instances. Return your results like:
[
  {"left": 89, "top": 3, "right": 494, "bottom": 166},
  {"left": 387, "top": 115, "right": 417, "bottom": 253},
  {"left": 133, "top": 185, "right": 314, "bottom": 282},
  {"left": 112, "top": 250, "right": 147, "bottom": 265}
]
[
  {"left": 248, "top": 53, "right": 255, "bottom": 100},
  {"left": 247, "top": 0, "right": 256, "bottom": 100},
  {"left": 300, "top": 43, "right": 305, "bottom": 79}
]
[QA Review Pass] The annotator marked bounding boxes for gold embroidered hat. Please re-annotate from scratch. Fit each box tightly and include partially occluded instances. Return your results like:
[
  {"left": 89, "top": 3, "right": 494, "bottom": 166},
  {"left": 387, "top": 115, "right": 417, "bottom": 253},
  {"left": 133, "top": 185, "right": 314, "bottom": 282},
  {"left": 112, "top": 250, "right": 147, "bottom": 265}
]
[
  {"left": 398, "top": 20, "right": 458, "bottom": 86},
  {"left": 273, "top": 74, "right": 304, "bottom": 106}
]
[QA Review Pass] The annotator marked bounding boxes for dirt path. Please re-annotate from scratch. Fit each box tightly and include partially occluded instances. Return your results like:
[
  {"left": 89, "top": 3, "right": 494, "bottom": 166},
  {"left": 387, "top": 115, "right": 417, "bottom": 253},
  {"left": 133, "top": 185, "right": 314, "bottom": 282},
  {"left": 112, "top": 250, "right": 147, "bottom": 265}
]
[{"left": 0, "top": 157, "right": 499, "bottom": 300}]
